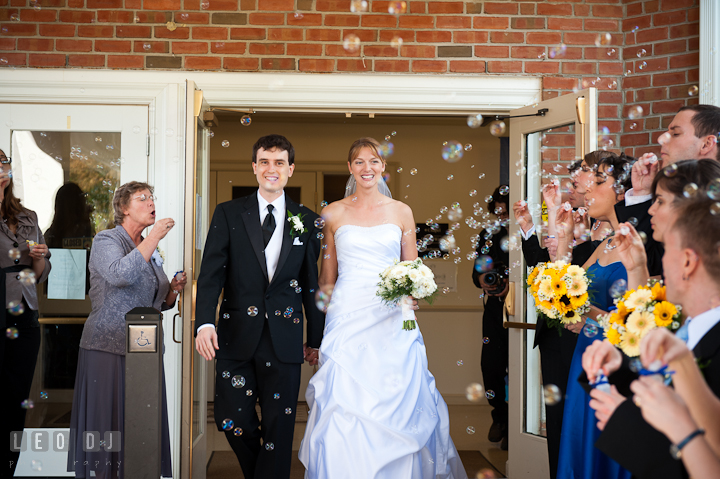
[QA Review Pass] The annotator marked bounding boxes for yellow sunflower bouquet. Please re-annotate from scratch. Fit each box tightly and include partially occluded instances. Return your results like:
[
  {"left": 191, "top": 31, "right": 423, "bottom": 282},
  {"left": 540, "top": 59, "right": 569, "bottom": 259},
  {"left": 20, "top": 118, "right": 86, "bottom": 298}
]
[
  {"left": 527, "top": 261, "right": 592, "bottom": 335},
  {"left": 597, "top": 280, "right": 682, "bottom": 357}
]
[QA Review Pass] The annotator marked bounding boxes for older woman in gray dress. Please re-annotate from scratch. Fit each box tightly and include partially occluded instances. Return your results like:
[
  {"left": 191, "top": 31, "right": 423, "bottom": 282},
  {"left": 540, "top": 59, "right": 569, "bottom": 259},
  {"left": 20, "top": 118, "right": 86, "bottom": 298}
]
[{"left": 68, "top": 181, "right": 187, "bottom": 479}]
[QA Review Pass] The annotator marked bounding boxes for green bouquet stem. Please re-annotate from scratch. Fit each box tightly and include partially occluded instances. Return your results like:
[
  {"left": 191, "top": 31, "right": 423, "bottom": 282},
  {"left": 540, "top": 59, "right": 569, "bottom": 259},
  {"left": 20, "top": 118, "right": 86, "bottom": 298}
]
[{"left": 403, "top": 320, "right": 417, "bottom": 331}]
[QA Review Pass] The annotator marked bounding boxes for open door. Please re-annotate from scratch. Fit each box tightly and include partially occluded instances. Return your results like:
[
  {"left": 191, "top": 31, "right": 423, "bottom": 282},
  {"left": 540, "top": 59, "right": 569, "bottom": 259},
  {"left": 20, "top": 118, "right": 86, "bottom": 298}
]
[
  {"left": 506, "top": 89, "right": 597, "bottom": 478},
  {"left": 180, "top": 81, "right": 211, "bottom": 479}
]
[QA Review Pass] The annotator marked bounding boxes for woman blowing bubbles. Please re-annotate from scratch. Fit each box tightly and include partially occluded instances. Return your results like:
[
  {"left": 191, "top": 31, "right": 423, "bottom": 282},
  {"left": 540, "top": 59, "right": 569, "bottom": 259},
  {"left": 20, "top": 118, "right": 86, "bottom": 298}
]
[{"left": 68, "top": 181, "right": 186, "bottom": 479}]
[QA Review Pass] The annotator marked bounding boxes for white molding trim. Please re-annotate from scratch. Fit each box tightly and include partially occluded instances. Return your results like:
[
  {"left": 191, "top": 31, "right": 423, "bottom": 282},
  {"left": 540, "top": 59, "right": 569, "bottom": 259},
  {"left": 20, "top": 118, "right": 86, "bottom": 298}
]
[{"left": 700, "top": 0, "right": 720, "bottom": 106}]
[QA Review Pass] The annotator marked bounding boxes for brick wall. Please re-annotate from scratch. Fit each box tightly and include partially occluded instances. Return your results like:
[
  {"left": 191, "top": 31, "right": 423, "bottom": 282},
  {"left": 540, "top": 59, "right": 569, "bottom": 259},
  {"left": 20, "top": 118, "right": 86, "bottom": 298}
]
[{"left": 0, "top": 0, "right": 699, "bottom": 157}]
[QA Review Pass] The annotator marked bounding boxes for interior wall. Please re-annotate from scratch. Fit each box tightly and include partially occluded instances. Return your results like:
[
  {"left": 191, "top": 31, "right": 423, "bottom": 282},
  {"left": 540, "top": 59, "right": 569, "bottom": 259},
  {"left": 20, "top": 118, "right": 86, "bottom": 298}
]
[{"left": 209, "top": 113, "right": 503, "bottom": 398}]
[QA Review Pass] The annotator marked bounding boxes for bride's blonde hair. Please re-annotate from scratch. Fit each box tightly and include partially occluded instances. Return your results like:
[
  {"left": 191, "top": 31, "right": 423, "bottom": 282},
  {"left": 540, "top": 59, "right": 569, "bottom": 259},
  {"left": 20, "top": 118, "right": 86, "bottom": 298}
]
[{"left": 347, "top": 137, "right": 386, "bottom": 166}]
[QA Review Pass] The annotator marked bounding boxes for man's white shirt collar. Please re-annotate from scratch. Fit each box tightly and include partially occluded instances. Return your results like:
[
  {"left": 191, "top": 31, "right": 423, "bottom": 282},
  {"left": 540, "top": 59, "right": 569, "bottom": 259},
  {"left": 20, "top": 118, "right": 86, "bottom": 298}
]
[{"left": 258, "top": 190, "right": 286, "bottom": 216}]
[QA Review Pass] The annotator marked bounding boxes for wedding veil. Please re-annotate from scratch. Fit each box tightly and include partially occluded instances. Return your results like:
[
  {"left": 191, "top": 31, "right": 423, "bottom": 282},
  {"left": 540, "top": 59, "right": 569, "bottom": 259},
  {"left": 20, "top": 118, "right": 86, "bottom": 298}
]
[{"left": 344, "top": 174, "right": 393, "bottom": 199}]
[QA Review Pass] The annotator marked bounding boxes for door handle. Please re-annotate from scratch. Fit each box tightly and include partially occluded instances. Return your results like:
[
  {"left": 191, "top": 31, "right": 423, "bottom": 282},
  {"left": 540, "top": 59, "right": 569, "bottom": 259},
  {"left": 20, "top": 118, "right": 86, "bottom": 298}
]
[{"left": 172, "top": 312, "right": 182, "bottom": 344}]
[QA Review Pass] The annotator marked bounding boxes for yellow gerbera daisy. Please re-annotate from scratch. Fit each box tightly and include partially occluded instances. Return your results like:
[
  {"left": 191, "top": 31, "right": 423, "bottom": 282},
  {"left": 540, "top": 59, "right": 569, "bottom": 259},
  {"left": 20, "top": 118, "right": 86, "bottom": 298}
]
[
  {"left": 538, "top": 278, "right": 554, "bottom": 301},
  {"left": 615, "top": 301, "right": 628, "bottom": 318},
  {"left": 620, "top": 330, "right": 641, "bottom": 357},
  {"left": 551, "top": 276, "right": 567, "bottom": 296},
  {"left": 606, "top": 326, "right": 621, "bottom": 345},
  {"left": 569, "top": 292, "right": 589, "bottom": 310},
  {"left": 527, "top": 268, "right": 539, "bottom": 286},
  {"left": 566, "top": 265, "right": 585, "bottom": 280},
  {"left": 561, "top": 310, "right": 582, "bottom": 325},
  {"left": 626, "top": 310, "right": 656, "bottom": 336},
  {"left": 553, "top": 297, "right": 571, "bottom": 316},
  {"left": 624, "top": 289, "right": 654, "bottom": 310},
  {"left": 653, "top": 301, "right": 677, "bottom": 327},
  {"left": 567, "top": 278, "right": 588, "bottom": 296},
  {"left": 651, "top": 282, "right": 666, "bottom": 302}
]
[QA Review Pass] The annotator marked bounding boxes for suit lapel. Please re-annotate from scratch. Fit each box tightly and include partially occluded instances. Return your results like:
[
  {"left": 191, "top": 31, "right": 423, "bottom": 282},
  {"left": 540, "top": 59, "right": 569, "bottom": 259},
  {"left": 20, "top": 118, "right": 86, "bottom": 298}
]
[
  {"left": 240, "top": 193, "right": 269, "bottom": 281},
  {"left": 270, "top": 192, "right": 295, "bottom": 286},
  {"left": 693, "top": 317, "right": 720, "bottom": 360}
]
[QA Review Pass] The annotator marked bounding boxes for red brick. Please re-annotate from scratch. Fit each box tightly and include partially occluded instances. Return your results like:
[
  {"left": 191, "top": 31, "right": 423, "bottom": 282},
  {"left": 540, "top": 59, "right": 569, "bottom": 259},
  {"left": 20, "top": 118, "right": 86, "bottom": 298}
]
[
  {"left": 412, "top": 59, "right": 446, "bottom": 72},
  {"left": 68, "top": 54, "right": 105, "bottom": 67},
  {"left": 543, "top": 76, "right": 578, "bottom": 91},
  {"left": 268, "top": 28, "right": 303, "bottom": 41},
  {"left": 33, "top": 0, "right": 67, "bottom": 7},
  {"left": 379, "top": 29, "right": 415, "bottom": 43},
  {"left": 670, "top": 52, "right": 698, "bottom": 70},
  {"left": 409, "top": 1, "right": 424, "bottom": 13},
  {"left": 172, "top": 41, "right": 208, "bottom": 53},
  {"left": 400, "top": 45, "right": 434, "bottom": 58},
  {"left": 524, "top": 61, "right": 559, "bottom": 74},
  {"left": 337, "top": 58, "right": 369, "bottom": 71},
  {"left": 537, "top": 3, "right": 572, "bottom": 16},
  {"left": 185, "top": 56, "right": 222, "bottom": 69},
  {"left": 249, "top": 13, "right": 284, "bottom": 25},
  {"left": 635, "top": 88, "right": 667, "bottom": 102},
  {"left": 620, "top": 133, "right": 649, "bottom": 147},
  {"left": 298, "top": 58, "right": 334, "bottom": 72},
  {"left": 361, "top": 15, "right": 396, "bottom": 28},
  {"left": 599, "top": 91, "right": 623, "bottom": 104},
  {"left": 286, "top": 43, "right": 321, "bottom": 55},
  {"left": 622, "top": 44, "right": 651, "bottom": 60},
  {"left": 548, "top": 18, "right": 583, "bottom": 31},
  {"left": 210, "top": 41, "right": 246, "bottom": 53},
  {"left": 370, "top": 1, "right": 390, "bottom": 13},
  {"left": 600, "top": 63, "right": 625, "bottom": 76},
  {"left": 689, "top": 6, "right": 699, "bottom": 22},
  {"left": 638, "top": 57, "right": 667, "bottom": 72},
  {"left": 68, "top": 0, "right": 84, "bottom": 6},
  {"left": 652, "top": 71, "right": 686, "bottom": 87},
  {"left": 652, "top": 100, "right": 686, "bottom": 114},
  {"left": 669, "top": 84, "right": 697, "bottom": 99},
  {"left": 59, "top": 10, "right": 95, "bottom": 22},
  {"left": 288, "top": 13, "right": 322, "bottom": 26},
  {"left": 125, "top": 0, "right": 140, "bottom": 7},
  {"left": 654, "top": 10, "right": 686, "bottom": 26},
  {"left": 78, "top": 25, "right": 114, "bottom": 37},
  {"left": 564, "top": 32, "right": 607, "bottom": 45},
  {"left": 116, "top": 25, "right": 152, "bottom": 37},
  {"left": 670, "top": 23, "right": 698, "bottom": 38},
  {"left": 453, "top": 31, "right": 488, "bottom": 44},
  {"left": 342, "top": 29, "right": 376, "bottom": 42},
  {"left": 39, "top": 24, "right": 76, "bottom": 36},
  {"left": 584, "top": 19, "right": 619, "bottom": 32},
  {"left": 562, "top": 62, "right": 596, "bottom": 74},
  {"left": 487, "top": 60, "right": 521, "bottom": 73},
  {"left": 97, "top": 10, "right": 133, "bottom": 23},
  {"left": 260, "top": 57, "right": 295, "bottom": 69},
  {"left": 519, "top": 3, "right": 534, "bottom": 15},
  {"left": 428, "top": 1, "right": 462, "bottom": 13},
  {"left": 230, "top": 27, "right": 266, "bottom": 40},
  {"left": 637, "top": 27, "right": 668, "bottom": 43},
  {"left": 375, "top": 59, "right": 409, "bottom": 72},
  {"left": 95, "top": 40, "right": 131, "bottom": 52},
  {"left": 306, "top": 29, "right": 340, "bottom": 41},
  {"left": 325, "top": 44, "right": 361, "bottom": 56},
  {"left": 17, "top": 38, "right": 53, "bottom": 51},
  {"left": 416, "top": 31, "right": 451, "bottom": 43},
  {"left": 143, "top": 0, "right": 181, "bottom": 9},
  {"left": 622, "top": 75, "right": 651, "bottom": 89},
  {"left": 134, "top": 11, "right": 172, "bottom": 23},
  {"left": 249, "top": 42, "right": 284, "bottom": 54},
  {"left": 472, "top": 16, "right": 508, "bottom": 29},
  {"left": 511, "top": 17, "right": 545, "bottom": 29},
  {"left": 574, "top": 4, "right": 589, "bottom": 17},
  {"left": 0, "top": 52, "right": 26, "bottom": 66},
  {"left": 28, "top": 53, "right": 65, "bottom": 67},
  {"left": 323, "top": 14, "right": 359, "bottom": 26},
  {"left": 192, "top": 26, "right": 228, "bottom": 39},
  {"left": 489, "top": 31, "right": 523, "bottom": 43},
  {"left": 592, "top": 5, "right": 622, "bottom": 17},
  {"left": 472, "top": 45, "right": 507, "bottom": 58},
  {"left": 483, "top": 2, "right": 516, "bottom": 14},
  {"left": 19, "top": 9, "right": 57, "bottom": 22},
  {"left": 363, "top": 45, "right": 399, "bottom": 57},
  {"left": 223, "top": 57, "right": 258, "bottom": 70},
  {"left": 175, "top": 12, "right": 209, "bottom": 23},
  {"left": 436, "top": 16, "right": 470, "bottom": 29},
  {"left": 585, "top": 47, "right": 619, "bottom": 61},
  {"left": 526, "top": 32, "right": 561, "bottom": 45},
  {"left": 689, "top": 36, "right": 699, "bottom": 51},
  {"left": 315, "top": 0, "right": 350, "bottom": 11},
  {"left": 653, "top": 39, "right": 686, "bottom": 56},
  {"left": 258, "top": 0, "right": 293, "bottom": 10},
  {"left": 86, "top": 0, "right": 122, "bottom": 8},
  {"left": 154, "top": 26, "right": 190, "bottom": 38},
  {"left": 511, "top": 46, "right": 544, "bottom": 59},
  {"left": 0, "top": 38, "right": 15, "bottom": 50},
  {"left": 446, "top": 59, "right": 483, "bottom": 72},
  {"left": 56, "top": 39, "right": 92, "bottom": 51},
  {"left": 133, "top": 40, "right": 169, "bottom": 53}
]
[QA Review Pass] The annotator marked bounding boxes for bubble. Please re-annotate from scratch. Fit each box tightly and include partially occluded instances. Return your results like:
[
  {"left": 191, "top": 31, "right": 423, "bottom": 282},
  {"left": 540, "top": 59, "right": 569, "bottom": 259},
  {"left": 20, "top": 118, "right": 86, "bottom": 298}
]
[
  {"left": 246, "top": 389, "right": 253, "bottom": 396},
  {"left": 464, "top": 144, "right": 473, "bottom": 152},
  {"left": 638, "top": 61, "right": 647, "bottom": 70},
  {"left": 441, "top": 141, "right": 464, "bottom": 163},
  {"left": 343, "top": 34, "right": 361, "bottom": 52},
  {"left": 688, "top": 85, "right": 699, "bottom": 96},
  {"left": 233, "top": 427, "right": 243, "bottom": 436},
  {"left": 313, "top": 218, "right": 326, "bottom": 230},
  {"left": 247, "top": 306, "right": 258, "bottom": 316},
  {"left": 468, "top": 190, "right": 477, "bottom": 197},
  {"left": 489, "top": 120, "right": 506, "bottom": 136},
  {"left": 396, "top": 167, "right": 403, "bottom": 173},
  {"left": 484, "top": 195, "right": 493, "bottom": 203},
  {"left": 315, "top": 287, "right": 332, "bottom": 311},
  {"left": 8, "top": 248, "right": 20, "bottom": 260},
  {"left": 706, "top": 179, "right": 720, "bottom": 200},
  {"left": 664, "top": 162, "right": 678, "bottom": 177},
  {"left": 17, "top": 269, "right": 36, "bottom": 286},
  {"left": 457, "top": 360, "right": 463, "bottom": 366},
  {"left": 466, "top": 426, "right": 476, "bottom": 435},
  {"left": 285, "top": 407, "right": 293, "bottom": 414},
  {"left": 8, "top": 300, "right": 24, "bottom": 316},
  {"left": 583, "top": 323, "right": 598, "bottom": 338},
  {"left": 465, "top": 382, "right": 484, "bottom": 402},
  {"left": 378, "top": 141, "right": 394, "bottom": 157},
  {"left": 231, "top": 375, "right": 246, "bottom": 388},
  {"left": 499, "top": 185, "right": 509, "bottom": 195},
  {"left": 21, "top": 399, "right": 34, "bottom": 409},
  {"left": 30, "top": 459, "right": 42, "bottom": 472},
  {"left": 222, "top": 419, "right": 234, "bottom": 430},
  {"left": 410, "top": 168, "right": 418, "bottom": 175},
  {"left": 478, "top": 173, "right": 485, "bottom": 180},
  {"left": 221, "top": 140, "right": 230, "bottom": 148},
  {"left": 474, "top": 255, "right": 493, "bottom": 273},
  {"left": 6, "top": 327, "right": 18, "bottom": 339},
  {"left": 293, "top": 11, "right": 304, "bottom": 18},
  {"left": 609, "top": 279, "right": 627, "bottom": 299},
  {"left": 284, "top": 311, "right": 292, "bottom": 318},
  {"left": 240, "top": 115, "right": 252, "bottom": 126},
  {"left": 387, "top": 1, "right": 406, "bottom": 14},
  {"left": 391, "top": 35, "right": 403, "bottom": 47},
  {"left": 442, "top": 287, "right": 450, "bottom": 294},
  {"left": 295, "top": 286, "right": 302, "bottom": 293},
  {"left": 350, "top": 0, "right": 368, "bottom": 12},
  {"left": 595, "top": 33, "right": 612, "bottom": 47},
  {"left": 548, "top": 43, "right": 566, "bottom": 59},
  {"left": 485, "top": 390, "right": 495, "bottom": 400},
  {"left": 543, "top": 385, "right": 562, "bottom": 406},
  {"left": 467, "top": 114, "right": 483, "bottom": 128},
  {"left": 447, "top": 175, "right": 454, "bottom": 181},
  {"left": 629, "top": 358, "right": 642, "bottom": 373},
  {"left": 682, "top": 182, "right": 699, "bottom": 198},
  {"left": 636, "top": 48, "right": 647, "bottom": 58},
  {"left": 265, "top": 442, "right": 274, "bottom": 450},
  {"left": 222, "top": 370, "right": 231, "bottom": 378},
  {"left": 627, "top": 105, "right": 643, "bottom": 120},
  {"left": 40, "top": 391, "right": 48, "bottom": 400},
  {"left": 290, "top": 279, "right": 299, "bottom": 288},
  {"left": 207, "top": 130, "right": 215, "bottom": 138},
  {"left": 273, "top": 393, "right": 280, "bottom": 399},
  {"left": 711, "top": 203, "right": 720, "bottom": 216},
  {"left": 316, "top": 232, "right": 324, "bottom": 240},
  {"left": 200, "top": 0, "right": 209, "bottom": 8}
]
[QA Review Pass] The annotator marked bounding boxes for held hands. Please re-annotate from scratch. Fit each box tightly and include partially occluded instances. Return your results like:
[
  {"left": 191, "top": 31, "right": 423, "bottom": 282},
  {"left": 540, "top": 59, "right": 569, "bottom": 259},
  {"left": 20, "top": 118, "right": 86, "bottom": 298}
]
[
  {"left": 589, "top": 385, "right": 626, "bottom": 431},
  {"left": 28, "top": 243, "right": 49, "bottom": 262},
  {"left": 513, "top": 200, "right": 533, "bottom": 233},
  {"left": 196, "top": 327, "right": 219, "bottom": 361},
  {"left": 629, "top": 376, "right": 696, "bottom": 443},
  {"left": 582, "top": 339, "right": 623, "bottom": 381},
  {"left": 631, "top": 153, "right": 661, "bottom": 197},
  {"left": 304, "top": 342, "right": 319, "bottom": 366},
  {"left": 170, "top": 272, "right": 188, "bottom": 294},
  {"left": 150, "top": 218, "right": 175, "bottom": 242},
  {"left": 565, "top": 316, "right": 586, "bottom": 334}
]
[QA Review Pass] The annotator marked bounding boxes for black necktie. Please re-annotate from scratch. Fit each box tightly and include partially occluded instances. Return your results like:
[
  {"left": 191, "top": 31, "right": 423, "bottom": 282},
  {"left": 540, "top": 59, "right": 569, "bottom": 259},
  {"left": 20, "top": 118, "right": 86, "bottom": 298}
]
[{"left": 262, "top": 204, "right": 276, "bottom": 248}]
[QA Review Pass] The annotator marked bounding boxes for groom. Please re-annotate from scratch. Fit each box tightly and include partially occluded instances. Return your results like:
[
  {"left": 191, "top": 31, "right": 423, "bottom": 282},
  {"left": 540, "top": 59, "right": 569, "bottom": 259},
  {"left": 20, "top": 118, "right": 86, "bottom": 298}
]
[{"left": 195, "top": 134, "right": 325, "bottom": 479}]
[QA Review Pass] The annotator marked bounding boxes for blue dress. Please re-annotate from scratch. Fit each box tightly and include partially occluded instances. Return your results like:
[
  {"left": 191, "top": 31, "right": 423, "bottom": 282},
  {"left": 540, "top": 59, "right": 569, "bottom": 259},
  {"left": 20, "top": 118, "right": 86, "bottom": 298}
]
[{"left": 556, "top": 261, "right": 631, "bottom": 479}]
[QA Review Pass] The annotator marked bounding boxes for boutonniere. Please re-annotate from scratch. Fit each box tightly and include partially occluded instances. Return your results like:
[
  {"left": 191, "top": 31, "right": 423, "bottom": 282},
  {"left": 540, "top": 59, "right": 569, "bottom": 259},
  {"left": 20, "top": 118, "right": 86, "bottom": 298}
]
[
  {"left": 287, "top": 211, "right": 308, "bottom": 238},
  {"left": 151, "top": 247, "right": 165, "bottom": 267}
]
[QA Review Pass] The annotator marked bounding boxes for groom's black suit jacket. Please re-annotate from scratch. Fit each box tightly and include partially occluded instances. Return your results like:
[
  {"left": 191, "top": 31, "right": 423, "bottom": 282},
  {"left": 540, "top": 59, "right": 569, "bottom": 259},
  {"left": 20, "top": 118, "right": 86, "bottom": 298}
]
[
  {"left": 593, "top": 319, "right": 720, "bottom": 479},
  {"left": 194, "top": 192, "right": 325, "bottom": 364}
]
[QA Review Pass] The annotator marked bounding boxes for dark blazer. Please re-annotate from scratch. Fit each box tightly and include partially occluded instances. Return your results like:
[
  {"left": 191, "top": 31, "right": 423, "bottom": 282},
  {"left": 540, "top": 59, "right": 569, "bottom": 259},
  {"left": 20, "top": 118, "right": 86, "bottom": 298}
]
[
  {"left": 194, "top": 192, "right": 325, "bottom": 364},
  {"left": 615, "top": 200, "right": 664, "bottom": 279},
  {"left": 595, "top": 319, "right": 720, "bottom": 479}
]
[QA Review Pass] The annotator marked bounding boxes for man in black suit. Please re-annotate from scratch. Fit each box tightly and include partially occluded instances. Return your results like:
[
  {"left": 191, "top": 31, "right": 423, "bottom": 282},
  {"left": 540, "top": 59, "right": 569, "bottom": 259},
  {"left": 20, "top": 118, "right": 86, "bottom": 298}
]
[{"left": 195, "top": 134, "right": 325, "bottom": 479}]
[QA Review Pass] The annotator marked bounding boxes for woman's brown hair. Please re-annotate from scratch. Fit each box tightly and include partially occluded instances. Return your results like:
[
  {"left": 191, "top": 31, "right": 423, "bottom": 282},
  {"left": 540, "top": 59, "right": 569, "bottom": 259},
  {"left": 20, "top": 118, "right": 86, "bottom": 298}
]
[
  {"left": 0, "top": 150, "right": 26, "bottom": 230},
  {"left": 347, "top": 138, "right": 386, "bottom": 165}
]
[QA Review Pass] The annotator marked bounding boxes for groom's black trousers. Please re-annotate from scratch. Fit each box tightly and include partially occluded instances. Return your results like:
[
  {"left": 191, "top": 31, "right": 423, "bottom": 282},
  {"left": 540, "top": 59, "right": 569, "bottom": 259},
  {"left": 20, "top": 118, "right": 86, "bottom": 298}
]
[{"left": 215, "top": 320, "right": 301, "bottom": 479}]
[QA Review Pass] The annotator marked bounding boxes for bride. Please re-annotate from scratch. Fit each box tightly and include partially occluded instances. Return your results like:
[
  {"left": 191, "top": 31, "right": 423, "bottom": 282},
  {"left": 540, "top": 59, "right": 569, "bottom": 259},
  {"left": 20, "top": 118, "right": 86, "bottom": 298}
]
[{"left": 299, "top": 138, "right": 467, "bottom": 478}]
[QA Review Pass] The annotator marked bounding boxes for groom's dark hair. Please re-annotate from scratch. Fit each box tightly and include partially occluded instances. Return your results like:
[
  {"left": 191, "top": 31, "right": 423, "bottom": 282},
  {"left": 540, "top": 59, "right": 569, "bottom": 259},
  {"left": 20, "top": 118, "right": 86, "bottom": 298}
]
[{"left": 252, "top": 134, "right": 295, "bottom": 165}]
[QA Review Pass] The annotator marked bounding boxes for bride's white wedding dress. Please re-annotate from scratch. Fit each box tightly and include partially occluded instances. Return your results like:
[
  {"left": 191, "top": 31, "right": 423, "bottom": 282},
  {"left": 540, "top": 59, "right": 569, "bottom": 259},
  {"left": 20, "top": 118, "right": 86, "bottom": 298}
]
[{"left": 299, "top": 224, "right": 467, "bottom": 479}]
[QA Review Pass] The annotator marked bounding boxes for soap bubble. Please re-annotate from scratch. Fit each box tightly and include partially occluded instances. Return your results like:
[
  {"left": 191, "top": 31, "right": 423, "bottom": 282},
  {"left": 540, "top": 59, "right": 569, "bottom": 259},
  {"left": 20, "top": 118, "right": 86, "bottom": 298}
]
[
  {"left": 21, "top": 399, "right": 34, "bottom": 409},
  {"left": 638, "top": 61, "right": 647, "bottom": 70},
  {"left": 457, "top": 360, "right": 463, "bottom": 366},
  {"left": 391, "top": 36, "right": 403, "bottom": 47},
  {"left": 447, "top": 175, "right": 454, "bottom": 181},
  {"left": 595, "top": 33, "right": 612, "bottom": 47},
  {"left": 240, "top": 115, "right": 252, "bottom": 126},
  {"left": 343, "top": 34, "right": 361, "bottom": 52},
  {"left": 474, "top": 256, "right": 493, "bottom": 272},
  {"left": 489, "top": 120, "right": 506, "bottom": 136},
  {"left": 233, "top": 427, "right": 243, "bottom": 436},
  {"left": 688, "top": 85, "right": 699, "bottom": 96},
  {"left": 350, "top": 0, "right": 368, "bottom": 12},
  {"left": 8, "top": 300, "right": 24, "bottom": 316},
  {"left": 710, "top": 203, "right": 720, "bottom": 215},
  {"left": 40, "top": 391, "right": 48, "bottom": 399},
  {"left": 222, "top": 370, "right": 230, "bottom": 378},
  {"left": 222, "top": 419, "right": 234, "bottom": 430},
  {"left": 247, "top": 306, "right": 258, "bottom": 317},
  {"left": 387, "top": 1, "right": 406, "bottom": 14},
  {"left": 466, "top": 426, "right": 476, "bottom": 434},
  {"left": 609, "top": 279, "right": 627, "bottom": 299},
  {"left": 441, "top": 141, "right": 464, "bottom": 163},
  {"left": 683, "top": 183, "right": 698, "bottom": 198},
  {"left": 8, "top": 248, "right": 20, "bottom": 260},
  {"left": 410, "top": 168, "right": 418, "bottom": 175},
  {"left": 628, "top": 105, "right": 643, "bottom": 119},
  {"left": 465, "top": 383, "right": 484, "bottom": 402},
  {"left": 706, "top": 178, "right": 720, "bottom": 200},
  {"left": 265, "top": 442, "right": 274, "bottom": 450},
  {"left": 543, "top": 384, "right": 562, "bottom": 405},
  {"left": 464, "top": 144, "right": 472, "bottom": 151},
  {"left": 221, "top": 140, "right": 230, "bottom": 147},
  {"left": 629, "top": 358, "right": 642, "bottom": 373},
  {"left": 584, "top": 323, "right": 598, "bottom": 338},
  {"left": 469, "top": 190, "right": 477, "bottom": 197},
  {"left": 663, "top": 162, "right": 678, "bottom": 177},
  {"left": 636, "top": 48, "right": 647, "bottom": 58},
  {"left": 293, "top": 11, "right": 303, "bottom": 18},
  {"left": 467, "top": 114, "right": 483, "bottom": 128},
  {"left": 485, "top": 390, "right": 495, "bottom": 400},
  {"left": 548, "top": 43, "right": 567, "bottom": 59},
  {"left": 315, "top": 287, "right": 333, "bottom": 312},
  {"left": 314, "top": 218, "right": 326, "bottom": 229},
  {"left": 231, "top": 375, "right": 246, "bottom": 388},
  {"left": 30, "top": 460, "right": 42, "bottom": 472},
  {"left": 6, "top": 327, "right": 18, "bottom": 339},
  {"left": 499, "top": 185, "right": 509, "bottom": 195},
  {"left": 482, "top": 337, "right": 489, "bottom": 344}
]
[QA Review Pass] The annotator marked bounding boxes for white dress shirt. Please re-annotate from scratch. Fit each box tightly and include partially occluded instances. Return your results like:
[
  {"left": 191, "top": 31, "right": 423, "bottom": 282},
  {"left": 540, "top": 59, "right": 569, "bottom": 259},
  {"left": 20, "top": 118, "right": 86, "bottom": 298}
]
[
  {"left": 686, "top": 305, "right": 720, "bottom": 351},
  {"left": 624, "top": 188, "right": 653, "bottom": 206}
]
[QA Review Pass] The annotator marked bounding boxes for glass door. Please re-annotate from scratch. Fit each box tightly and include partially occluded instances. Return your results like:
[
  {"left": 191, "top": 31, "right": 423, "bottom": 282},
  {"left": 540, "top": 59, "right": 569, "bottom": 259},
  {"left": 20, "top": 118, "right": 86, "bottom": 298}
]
[{"left": 506, "top": 89, "right": 597, "bottom": 478}]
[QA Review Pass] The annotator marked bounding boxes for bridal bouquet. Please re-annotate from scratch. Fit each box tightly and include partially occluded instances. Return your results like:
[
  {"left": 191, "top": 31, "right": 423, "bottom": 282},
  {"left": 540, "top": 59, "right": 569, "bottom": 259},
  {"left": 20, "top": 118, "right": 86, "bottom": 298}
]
[
  {"left": 527, "top": 261, "right": 592, "bottom": 335},
  {"left": 377, "top": 258, "right": 437, "bottom": 331},
  {"left": 597, "top": 280, "right": 682, "bottom": 357}
]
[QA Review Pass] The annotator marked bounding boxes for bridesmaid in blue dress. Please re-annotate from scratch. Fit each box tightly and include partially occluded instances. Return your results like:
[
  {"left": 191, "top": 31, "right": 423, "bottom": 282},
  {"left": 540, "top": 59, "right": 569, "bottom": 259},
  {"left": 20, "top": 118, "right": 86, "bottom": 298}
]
[{"left": 555, "top": 153, "right": 633, "bottom": 479}]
